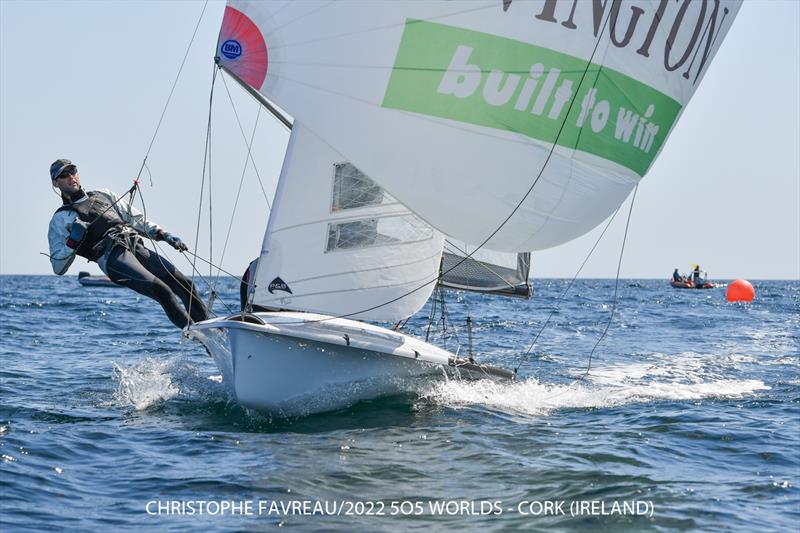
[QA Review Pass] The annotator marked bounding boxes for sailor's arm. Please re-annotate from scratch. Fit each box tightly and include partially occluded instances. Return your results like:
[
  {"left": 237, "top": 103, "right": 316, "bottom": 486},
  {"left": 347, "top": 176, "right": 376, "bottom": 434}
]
[
  {"left": 48, "top": 212, "right": 77, "bottom": 275},
  {"left": 100, "top": 188, "right": 188, "bottom": 252}
]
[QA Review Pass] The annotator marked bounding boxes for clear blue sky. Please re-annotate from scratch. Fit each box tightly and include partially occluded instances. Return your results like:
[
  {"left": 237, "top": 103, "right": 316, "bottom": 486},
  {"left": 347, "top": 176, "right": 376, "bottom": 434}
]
[{"left": 1, "top": 1, "right": 798, "bottom": 280}]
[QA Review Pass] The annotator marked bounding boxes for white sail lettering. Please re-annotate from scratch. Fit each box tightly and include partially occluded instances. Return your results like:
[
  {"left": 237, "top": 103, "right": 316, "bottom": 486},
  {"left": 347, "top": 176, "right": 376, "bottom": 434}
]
[
  {"left": 437, "top": 45, "right": 481, "bottom": 98},
  {"left": 548, "top": 79, "right": 573, "bottom": 119},
  {"left": 615, "top": 108, "right": 639, "bottom": 142},
  {"left": 642, "top": 122, "right": 659, "bottom": 152},
  {"left": 531, "top": 68, "right": 560, "bottom": 116},
  {"left": 513, "top": 64, "right": 544, "bottom": 111},
  {"left": 483, "top": 69, "right": 521, "bottom": 106},
  {"left": 576, "top": 88, "right": 597, "bottom": 127},
  {"left": 637, "top": 104, "right": 656, "bottom": 149},
  {"left": 591, "top": 100, "right": 610, "bottom": 133}
]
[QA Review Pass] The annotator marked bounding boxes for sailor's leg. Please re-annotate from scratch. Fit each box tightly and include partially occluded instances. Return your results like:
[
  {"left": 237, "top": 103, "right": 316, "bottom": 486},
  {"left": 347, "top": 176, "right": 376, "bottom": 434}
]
[
  {"left": 103, "top": 246, "right": 191, "bottom": 329},
  {"left": 133, "top": 243, "right": 210, "bottom": 323}
]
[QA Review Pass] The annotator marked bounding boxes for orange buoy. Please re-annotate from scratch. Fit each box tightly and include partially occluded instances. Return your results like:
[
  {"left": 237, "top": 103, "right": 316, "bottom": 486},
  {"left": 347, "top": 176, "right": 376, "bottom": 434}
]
[{"left": 726, "top": 279, "right": 755, "bottom": 302}]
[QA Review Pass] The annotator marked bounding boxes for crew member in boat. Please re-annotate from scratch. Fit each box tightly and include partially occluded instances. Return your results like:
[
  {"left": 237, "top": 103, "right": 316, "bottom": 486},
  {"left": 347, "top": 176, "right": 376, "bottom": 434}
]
[
  {"left": 47, "top": 159, "right": 209, "bottom": 329},
  {"left": 692, "top": 265, "right": 703, "bottom": 286},
  {"left": 672, "top": 268, "right": 683, "bottom": 283}
]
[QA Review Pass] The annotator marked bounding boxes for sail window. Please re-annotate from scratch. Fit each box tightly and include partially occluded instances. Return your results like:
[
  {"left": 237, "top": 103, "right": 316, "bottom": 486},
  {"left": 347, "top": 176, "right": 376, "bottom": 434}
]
[
  {"left": 331, "top": 163, "right": 396, "bottom": 211},
  {"left": 326, "top": 215, "right": 433, "bottom": 252}
]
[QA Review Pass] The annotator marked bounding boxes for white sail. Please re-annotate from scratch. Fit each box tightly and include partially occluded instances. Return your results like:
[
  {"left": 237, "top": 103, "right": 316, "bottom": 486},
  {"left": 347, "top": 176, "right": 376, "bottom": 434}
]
[
  {"left": 250, "top": 123, "right": 444, "bottom": 322},
  {"left": 217, "top": 0, "right": 740, "bottom": 252}
]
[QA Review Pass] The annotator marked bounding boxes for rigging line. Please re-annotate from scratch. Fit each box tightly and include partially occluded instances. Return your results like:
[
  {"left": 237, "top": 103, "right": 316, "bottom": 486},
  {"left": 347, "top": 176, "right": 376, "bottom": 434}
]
[
  {"left": 531, "top": 184, "right": 639, "bottom": 406},
  {"left": 142, "top": 241, "right": 237, "bottom": 316},
  {"left": 268, "top": 60, "right": 594, "bottom": 76},
  {"left": 135, "top": 0, "right": 209, "bottom": 186},
  {"left": 218, "top": 64, "right": 292, "bottom": 131},
  {"left": 213, "top": 105, "right": 262, "bottom": 296},
  {"left": 263, "top": 69, "right": 627, "bottom": 158},
  {"left": 512, "top": 202, "right": 624, "bottom": 374},
  {"left": 210, "top": 97, "right": 217, "bottom": 283},
  {"left": 168, "top": 247, "right": 237, "bottom": 316},
  {"left": 182, "top": 250, "right": 246, "bottom": 282},
  {"left": 189, "top": 64, "right": 219, "bottom": 324},
  {"left": 448, "top": 0, "right": 611, "bottom": 250},
  {"left": 208, "top": 104, "right": 214, "bottom": 280},
  {"left": 262, "top": 0, "right": 336, "bottom": 39},
  {"left": 425, "top": 288, "right": 438, "bottom": 342},
  {"left": 116, "top": 185, "right": 244, "bottom": 313},
  {"left": 45, "top": 184, "right": 140, "bottom": 262},
  {"left": 255, "top": 4, "right": 616, "bottom": 327},
  {"left": 266, "top": 1, "right": 292, "bottom": 22},
  {"left": 577, "top": 184, "right": 639, "bottom": 382},
  {"left": 218, "top": 71, "right": 273, "bottom": 207},
  {"left": 133, "top": 181, "right": 227, "bottom": 318},
  {"left": 682, "top": 4, "right": 728, "bottom": 85},
  {"left": 514, "top": 7, "right": 616, "bottom": 247},
  {"left": 264, "top": 2, "right": 500, "bottom": 53},
  {"left": 439, "top": 285, "right": 448, "bottom": 341},
  {"left": 142, "top": 162, "right": 155, "bottom": 189},
  {"left": 442, "top": 240, "right": 516, "bottom": 289},
  {"left": 438, "top": 285, "right": 463, "bottom": 352}
]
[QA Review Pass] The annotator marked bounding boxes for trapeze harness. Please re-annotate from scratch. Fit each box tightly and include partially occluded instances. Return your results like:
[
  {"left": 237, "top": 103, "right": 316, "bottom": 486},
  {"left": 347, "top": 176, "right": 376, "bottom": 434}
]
[
  {"left": 57, "top": 191, "right": 135, "bottom": 260},
  {"left": 57, "top": 191, "right": 209, "bottom": 329}
]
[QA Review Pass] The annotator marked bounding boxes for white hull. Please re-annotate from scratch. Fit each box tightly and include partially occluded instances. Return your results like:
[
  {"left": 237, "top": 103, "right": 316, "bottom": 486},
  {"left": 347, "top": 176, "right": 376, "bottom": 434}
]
[{"left": 188, "top": 312, "right": 512, "bottom": 417}]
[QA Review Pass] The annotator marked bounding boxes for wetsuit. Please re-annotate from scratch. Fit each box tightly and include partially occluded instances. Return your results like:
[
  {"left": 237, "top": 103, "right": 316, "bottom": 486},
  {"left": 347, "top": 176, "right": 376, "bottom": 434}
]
[{"left": 48, "top": 188, "right": 209, "bottom": 329}]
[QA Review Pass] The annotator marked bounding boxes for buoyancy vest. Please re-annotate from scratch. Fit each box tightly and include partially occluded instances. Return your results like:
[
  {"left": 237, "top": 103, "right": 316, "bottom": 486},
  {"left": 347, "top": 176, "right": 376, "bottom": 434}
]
[{"left": 56, "top": 191, "right": 125, "bottom": 261}]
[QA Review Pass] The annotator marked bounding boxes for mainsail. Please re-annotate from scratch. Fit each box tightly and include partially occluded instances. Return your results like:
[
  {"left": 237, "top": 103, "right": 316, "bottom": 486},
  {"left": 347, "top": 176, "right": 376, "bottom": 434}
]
[
  {"left": 216, "top": 0, "right": 740, "bottom": 252},
  {"left": 250, "top": 123, "right": 444, "bottom": 321}
]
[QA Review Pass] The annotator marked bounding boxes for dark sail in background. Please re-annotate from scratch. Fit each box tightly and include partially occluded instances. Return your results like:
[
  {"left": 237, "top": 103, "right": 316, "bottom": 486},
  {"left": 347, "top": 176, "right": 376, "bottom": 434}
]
[{"left": 440, "top": 240, "right": 532, "bottom": 299}]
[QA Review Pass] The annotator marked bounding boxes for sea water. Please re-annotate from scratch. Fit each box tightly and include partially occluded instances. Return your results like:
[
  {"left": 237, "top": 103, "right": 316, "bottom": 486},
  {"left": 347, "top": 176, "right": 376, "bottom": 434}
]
[{"left": 1, "top": 276, "right": 797, "bottom": 530}]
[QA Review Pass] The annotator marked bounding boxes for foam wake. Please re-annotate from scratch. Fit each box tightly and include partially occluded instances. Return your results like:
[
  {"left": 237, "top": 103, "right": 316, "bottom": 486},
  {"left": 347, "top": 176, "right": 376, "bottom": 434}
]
[
  {"left": 112, "top": 357, "right": 224, "bottom": 411},
  {"left": 424, "top": 352, "right": 769, "bottom": 417},
  {"left": 112, "top": 358, "right": 180, "bottom": 410}
]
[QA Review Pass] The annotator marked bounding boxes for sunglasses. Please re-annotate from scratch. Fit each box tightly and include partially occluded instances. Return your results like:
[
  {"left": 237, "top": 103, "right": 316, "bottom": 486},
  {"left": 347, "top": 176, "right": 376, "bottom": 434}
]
[{"left": 56, "top": 167, "right": 78, "bottom": 180}]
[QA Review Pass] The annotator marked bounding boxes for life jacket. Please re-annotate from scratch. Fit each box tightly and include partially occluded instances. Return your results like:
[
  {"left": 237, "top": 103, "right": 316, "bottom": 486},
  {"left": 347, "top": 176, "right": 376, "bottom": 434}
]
[{"left": 56, "top": 191, "right": 125, "bottom": 261}]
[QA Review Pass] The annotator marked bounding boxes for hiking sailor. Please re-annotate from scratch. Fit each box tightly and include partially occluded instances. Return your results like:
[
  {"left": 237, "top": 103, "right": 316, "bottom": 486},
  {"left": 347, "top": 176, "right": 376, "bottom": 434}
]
[{"left": 47, "top": 158, "right": 209, "bottom": 329}]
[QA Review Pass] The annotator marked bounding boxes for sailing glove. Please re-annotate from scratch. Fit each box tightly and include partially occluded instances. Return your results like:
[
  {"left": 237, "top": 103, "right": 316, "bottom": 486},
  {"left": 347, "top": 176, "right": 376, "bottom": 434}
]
[
  {"left": 66, "top": 219, "right": 89, "bottom": 249},
  {"left": 165, "top": 234, "right": 188, "bottom": 252}
]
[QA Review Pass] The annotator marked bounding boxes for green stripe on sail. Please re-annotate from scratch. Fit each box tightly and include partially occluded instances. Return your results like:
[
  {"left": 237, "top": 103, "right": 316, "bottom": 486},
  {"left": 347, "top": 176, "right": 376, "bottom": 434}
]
[{"left": 382, "top": 20, "right": 682, "bottom": 177}]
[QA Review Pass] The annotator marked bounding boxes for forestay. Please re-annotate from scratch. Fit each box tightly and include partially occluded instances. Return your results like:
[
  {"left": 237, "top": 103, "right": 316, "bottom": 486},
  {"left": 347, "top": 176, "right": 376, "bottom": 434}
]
[
  {"left": 216, "top": 0, "right": 740, "bottom": 252},
  {"left": 250, "top": 123, "right": 444, "bottom": 322}
]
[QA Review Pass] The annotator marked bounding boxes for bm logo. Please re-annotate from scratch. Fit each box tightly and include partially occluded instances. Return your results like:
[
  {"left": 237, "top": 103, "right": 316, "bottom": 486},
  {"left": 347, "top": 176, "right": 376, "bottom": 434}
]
[{"left": 221, "top": 39, "right": 242, "bottom": 60}]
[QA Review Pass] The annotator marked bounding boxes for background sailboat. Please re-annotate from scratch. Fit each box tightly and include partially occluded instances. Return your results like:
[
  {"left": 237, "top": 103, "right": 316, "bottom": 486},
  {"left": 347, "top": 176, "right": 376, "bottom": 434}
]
[{"left": 441, "top": 240, "right": 532, "bottom": 298}]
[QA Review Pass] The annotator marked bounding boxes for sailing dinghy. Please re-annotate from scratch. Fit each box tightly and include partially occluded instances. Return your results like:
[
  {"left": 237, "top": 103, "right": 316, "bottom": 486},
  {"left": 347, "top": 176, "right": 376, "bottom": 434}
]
[
  {"left": 188, "top": 0, "right": 740, "bottom": 416},
  {"left": 192, "top": 123, "right": 515, "bottom": 415}
]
